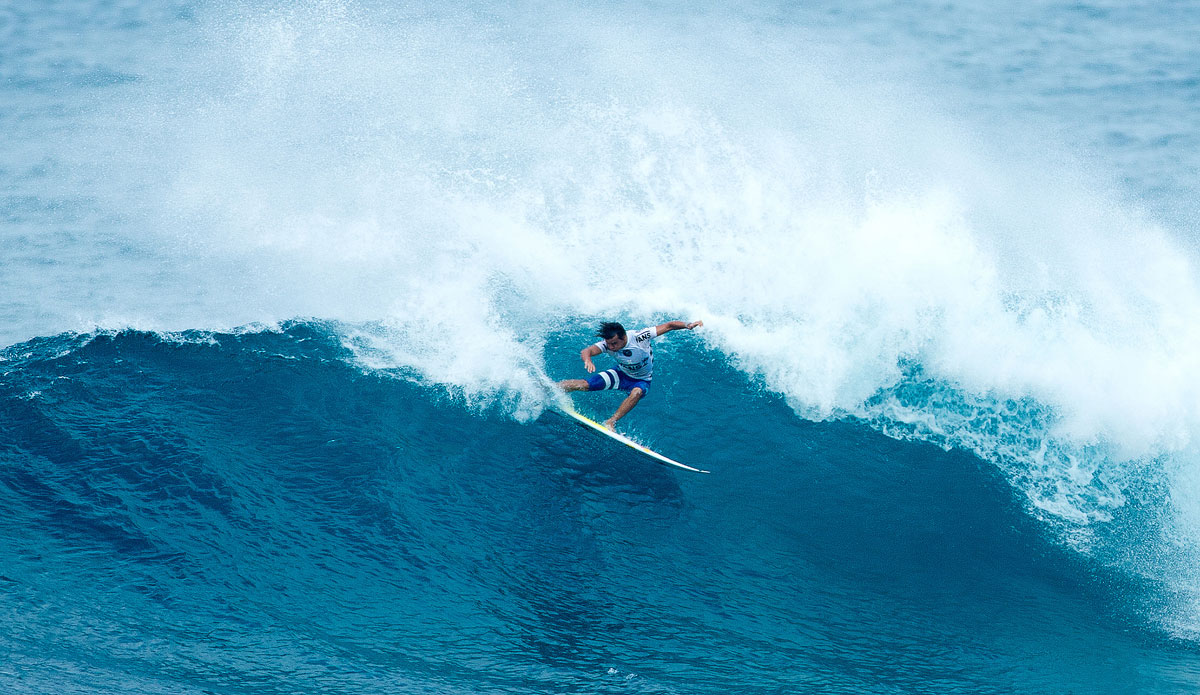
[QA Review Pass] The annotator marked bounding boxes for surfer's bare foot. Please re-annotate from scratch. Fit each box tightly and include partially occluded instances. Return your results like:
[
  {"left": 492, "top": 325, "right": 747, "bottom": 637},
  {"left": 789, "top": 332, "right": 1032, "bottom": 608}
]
[{"left": 603, "top": 418, "right": 617, "bottom": 431}]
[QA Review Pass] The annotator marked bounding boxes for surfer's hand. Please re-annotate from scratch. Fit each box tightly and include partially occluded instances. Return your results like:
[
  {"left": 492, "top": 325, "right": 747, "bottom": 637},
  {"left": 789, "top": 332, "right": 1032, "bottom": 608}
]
[
  {"left": 584, "top": 358, "right": 596, "bottom": 373},
  {"left": 687, "top": 320, "right": 703, "bottom": 330}
]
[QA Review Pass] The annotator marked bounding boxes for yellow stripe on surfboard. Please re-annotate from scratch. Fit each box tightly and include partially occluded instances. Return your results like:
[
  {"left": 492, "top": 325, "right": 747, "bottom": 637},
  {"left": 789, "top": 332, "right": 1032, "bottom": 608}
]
[{"left": 562, "top": 406, "right": 710, "bottom": 474}]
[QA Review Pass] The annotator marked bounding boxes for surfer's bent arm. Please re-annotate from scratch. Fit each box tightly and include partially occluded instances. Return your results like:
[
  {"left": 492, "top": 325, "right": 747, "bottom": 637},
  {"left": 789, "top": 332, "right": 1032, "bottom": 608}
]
[
  {"left": 580, "top": 344, "right": 602, "bottom": 373},
  {"left": 655, "top": 319, "right": 704, "bottom": 336}
]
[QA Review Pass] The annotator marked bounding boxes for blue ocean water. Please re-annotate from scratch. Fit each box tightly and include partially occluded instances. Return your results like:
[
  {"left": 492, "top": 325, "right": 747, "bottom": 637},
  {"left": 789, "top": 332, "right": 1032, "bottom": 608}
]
[{"left": 3, "top": 1, "right": 1200, "bottom": 693}]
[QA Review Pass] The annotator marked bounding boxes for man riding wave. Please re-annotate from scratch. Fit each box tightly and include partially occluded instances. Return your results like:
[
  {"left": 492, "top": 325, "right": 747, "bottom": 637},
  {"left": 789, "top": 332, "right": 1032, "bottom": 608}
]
[{"left": 557, "top": 319, "right": 703, "bottom": 430}]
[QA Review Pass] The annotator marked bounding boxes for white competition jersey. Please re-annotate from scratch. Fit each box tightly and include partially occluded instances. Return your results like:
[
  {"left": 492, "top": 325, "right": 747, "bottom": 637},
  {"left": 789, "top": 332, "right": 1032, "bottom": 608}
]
[{"left": 594, "top": 326, "right": 657, "bottom": 380}]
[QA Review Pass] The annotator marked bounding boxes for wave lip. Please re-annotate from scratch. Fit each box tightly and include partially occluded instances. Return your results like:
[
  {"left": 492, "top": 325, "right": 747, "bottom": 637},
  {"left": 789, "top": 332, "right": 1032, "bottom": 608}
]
[{"left": 5, "top": 0, "right": 1200, "bottom": 687}]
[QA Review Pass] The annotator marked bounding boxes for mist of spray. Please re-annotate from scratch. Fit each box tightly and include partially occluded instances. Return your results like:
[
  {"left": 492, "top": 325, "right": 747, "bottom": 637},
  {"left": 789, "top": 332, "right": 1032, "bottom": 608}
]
[{"left": 39, "top": 0, "right": 1200, "bottom": 636}]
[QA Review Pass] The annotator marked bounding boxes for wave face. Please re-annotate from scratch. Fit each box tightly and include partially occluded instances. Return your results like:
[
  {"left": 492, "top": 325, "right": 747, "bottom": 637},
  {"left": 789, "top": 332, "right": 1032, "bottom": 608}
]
[
  {"left": 1, "top": 325, "right": 1197, "bottom": 694},
  {"left": 5, "top": 0, "right": 1200, "bottom": 691}
]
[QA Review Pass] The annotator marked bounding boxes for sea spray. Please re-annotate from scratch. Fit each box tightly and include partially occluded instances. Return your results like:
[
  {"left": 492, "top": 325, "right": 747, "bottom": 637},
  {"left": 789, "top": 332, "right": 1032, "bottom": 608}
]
[{"left": 9, "top": 0, "right": 1200, "bottom": 640}]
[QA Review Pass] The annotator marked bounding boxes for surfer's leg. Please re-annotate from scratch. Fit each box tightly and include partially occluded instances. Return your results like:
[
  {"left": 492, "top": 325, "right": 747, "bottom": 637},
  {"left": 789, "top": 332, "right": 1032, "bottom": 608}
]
[
  {"left": 567, "top": 369, "right": 622, "bottom": 394},
  {"left": 604, "top": 387, "right": 644, "bottom": 430}
]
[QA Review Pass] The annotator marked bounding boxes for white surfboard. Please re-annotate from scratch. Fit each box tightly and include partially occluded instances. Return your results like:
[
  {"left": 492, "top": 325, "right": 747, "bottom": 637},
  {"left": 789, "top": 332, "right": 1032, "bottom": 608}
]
[{"left": 561, "top": 406, "right": 710, "bottom": 474}]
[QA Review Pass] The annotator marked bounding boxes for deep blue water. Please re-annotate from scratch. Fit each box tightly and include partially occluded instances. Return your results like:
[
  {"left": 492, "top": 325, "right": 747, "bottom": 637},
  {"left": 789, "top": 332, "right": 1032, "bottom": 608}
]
[
  {"left": 3, "top": 325, "right": 1198, "bottom": 694},
  {"left": 4, "top": 0, "right": 1200, "bottom": 692}
]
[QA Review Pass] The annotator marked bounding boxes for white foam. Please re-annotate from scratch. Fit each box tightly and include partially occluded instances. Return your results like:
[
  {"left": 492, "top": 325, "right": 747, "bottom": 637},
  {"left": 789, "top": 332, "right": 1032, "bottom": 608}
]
[{"left": 24, "top": 0, "right": 1200, "bottom": 633}]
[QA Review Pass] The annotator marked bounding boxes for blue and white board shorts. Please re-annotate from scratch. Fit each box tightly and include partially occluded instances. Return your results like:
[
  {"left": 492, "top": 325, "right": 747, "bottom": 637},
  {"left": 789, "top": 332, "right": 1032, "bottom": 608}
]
[{"left": 586, "top": 368, "right": 651, "bottom": 396}]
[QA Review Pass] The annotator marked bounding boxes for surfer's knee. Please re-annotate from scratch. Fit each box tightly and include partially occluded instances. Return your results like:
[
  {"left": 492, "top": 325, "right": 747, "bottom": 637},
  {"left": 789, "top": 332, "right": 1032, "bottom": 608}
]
[
  {"left": 629, "top": 387, "right": 645, "bottom": 400},
  {"left": 559, "top": 379, "right": 588, "bottom": 392}
]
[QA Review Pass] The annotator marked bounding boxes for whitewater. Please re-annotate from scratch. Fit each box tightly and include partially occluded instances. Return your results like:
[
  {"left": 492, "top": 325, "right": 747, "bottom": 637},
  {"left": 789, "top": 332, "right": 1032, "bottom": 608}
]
[{"left": 3, "top": 0, "right": 1200, "bottom": 692}]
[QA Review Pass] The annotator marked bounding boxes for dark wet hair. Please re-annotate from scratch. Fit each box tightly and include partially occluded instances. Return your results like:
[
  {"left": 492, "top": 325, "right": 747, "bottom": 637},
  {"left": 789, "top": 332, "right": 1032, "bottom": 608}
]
[{"left": 596, "top": 322, "right": 626, "bottom": 340}]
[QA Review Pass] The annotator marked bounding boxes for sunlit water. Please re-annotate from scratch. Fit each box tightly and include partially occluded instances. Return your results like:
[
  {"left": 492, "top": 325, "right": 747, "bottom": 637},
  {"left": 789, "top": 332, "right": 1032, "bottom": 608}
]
[{"left": 3, "top": 1, "right": 1200, "bottom": 692}]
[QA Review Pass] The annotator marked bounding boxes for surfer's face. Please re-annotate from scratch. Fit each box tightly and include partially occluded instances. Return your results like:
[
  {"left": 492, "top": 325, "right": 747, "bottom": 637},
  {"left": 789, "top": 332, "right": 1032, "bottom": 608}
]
[{"left": 604, "top": 334, "right": 627, "bottom": 351}]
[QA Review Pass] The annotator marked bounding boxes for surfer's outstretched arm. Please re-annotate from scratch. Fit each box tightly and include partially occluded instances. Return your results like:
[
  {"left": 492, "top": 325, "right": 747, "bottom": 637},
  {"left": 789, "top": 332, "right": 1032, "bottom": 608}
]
[
  {"left": 654, "top": 319, "right": 703, "bottom": 336},
  {"left": 557, "top": 344, "right": 604, "bottom": 392},
  {"left": 579, "top": 343, "right": 602, "bottom": 373}
]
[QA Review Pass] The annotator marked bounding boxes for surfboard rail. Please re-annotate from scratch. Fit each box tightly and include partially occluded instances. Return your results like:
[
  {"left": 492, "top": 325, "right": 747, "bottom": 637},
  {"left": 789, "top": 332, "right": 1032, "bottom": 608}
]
[{"left": 560, "top": 406, "right": 710, "bottom": 474}]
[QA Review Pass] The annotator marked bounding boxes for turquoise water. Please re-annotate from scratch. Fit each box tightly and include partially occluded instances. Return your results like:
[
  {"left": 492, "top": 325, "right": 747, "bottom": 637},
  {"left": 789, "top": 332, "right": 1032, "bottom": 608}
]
[{"left": 3, "top": 1, "right": 1200, "bottom": 692}]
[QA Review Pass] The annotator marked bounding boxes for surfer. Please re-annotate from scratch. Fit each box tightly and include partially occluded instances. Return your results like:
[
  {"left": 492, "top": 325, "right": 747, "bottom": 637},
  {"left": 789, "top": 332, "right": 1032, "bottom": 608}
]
[{"left": 558, "top": 320, "right": 703, "bottom": 430}]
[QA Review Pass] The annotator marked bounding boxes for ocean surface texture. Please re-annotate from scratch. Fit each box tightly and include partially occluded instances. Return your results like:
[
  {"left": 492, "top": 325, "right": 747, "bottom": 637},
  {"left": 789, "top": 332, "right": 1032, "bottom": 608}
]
[{"left": 3, "top": 1, "right": 1200, "bottom": 693}]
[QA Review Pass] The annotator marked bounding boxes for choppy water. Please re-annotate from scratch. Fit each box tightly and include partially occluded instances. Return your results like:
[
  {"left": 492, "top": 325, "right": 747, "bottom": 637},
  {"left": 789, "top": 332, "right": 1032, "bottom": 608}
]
[{"left": 3, "top": 1, "right": 1200, "bottom": 692}]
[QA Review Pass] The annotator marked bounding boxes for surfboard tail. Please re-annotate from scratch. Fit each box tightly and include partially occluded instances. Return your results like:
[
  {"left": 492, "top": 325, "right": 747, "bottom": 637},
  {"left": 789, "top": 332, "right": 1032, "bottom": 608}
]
[{"left": 558, "top": 406, "right": 710, "bottom": 474}]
